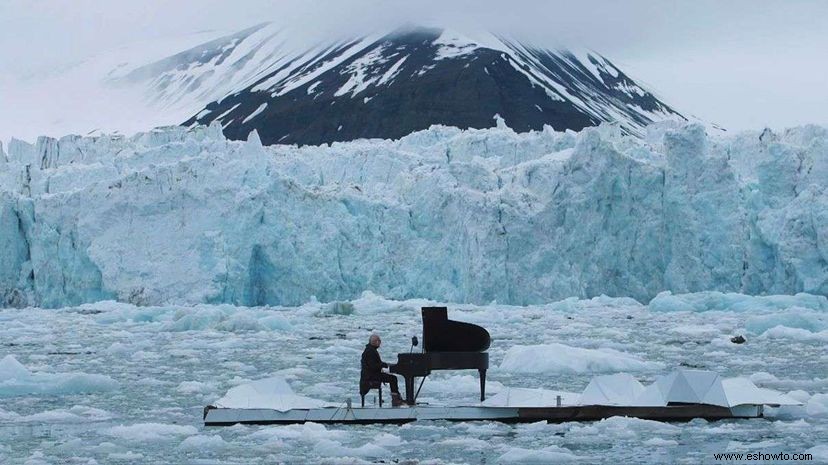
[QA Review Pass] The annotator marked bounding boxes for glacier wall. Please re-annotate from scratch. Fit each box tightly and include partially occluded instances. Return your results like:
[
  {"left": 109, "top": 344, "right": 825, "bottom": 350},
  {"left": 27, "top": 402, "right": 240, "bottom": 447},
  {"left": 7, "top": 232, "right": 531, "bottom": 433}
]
[{"left": 0, "top": 122, "right": 826, "bottom": 308}]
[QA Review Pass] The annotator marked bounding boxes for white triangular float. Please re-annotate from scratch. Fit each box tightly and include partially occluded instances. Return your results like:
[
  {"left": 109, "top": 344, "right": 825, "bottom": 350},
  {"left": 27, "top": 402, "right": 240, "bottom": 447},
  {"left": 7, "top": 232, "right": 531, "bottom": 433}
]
[
  {"left": 204, "top": 369, "right": 802, "bottom": 425},
  {"left": 635, "top": 369, "right": 729, "bottom": 407},
  {"left": 579, "top": 373, "right": 646, "bottom": 406}
]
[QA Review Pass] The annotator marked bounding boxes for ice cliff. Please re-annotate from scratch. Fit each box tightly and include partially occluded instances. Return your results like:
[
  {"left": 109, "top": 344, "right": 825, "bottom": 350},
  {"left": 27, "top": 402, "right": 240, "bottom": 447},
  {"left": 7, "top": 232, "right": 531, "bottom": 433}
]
[{"left": 1, "top": 121, "right": 826, "bottom": 308}]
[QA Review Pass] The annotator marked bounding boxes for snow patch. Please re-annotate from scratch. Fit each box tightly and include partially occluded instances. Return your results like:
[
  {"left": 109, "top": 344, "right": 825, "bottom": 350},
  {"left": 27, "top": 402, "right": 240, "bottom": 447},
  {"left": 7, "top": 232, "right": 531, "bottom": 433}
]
[{"left": 241, "top": 103, "right": 268, "bottom": 124}]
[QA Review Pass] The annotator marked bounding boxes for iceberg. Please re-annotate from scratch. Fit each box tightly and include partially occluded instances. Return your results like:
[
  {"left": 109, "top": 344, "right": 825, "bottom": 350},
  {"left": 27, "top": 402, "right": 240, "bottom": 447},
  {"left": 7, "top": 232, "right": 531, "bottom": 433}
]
[
  {"left": 107, "top": 423, "right": 199, "bottom": 443},
  {"left": 0, "top": 355, "right": 118, "bottom": 397},
  {"left": 1, "top": 122, "right": 826, "bottom": 308},
  {"left": 499, "top": 343, "right": 663, "bottom": 374},
  {"left": 498, "top": 446, "right": 582, "bottom": 463}
]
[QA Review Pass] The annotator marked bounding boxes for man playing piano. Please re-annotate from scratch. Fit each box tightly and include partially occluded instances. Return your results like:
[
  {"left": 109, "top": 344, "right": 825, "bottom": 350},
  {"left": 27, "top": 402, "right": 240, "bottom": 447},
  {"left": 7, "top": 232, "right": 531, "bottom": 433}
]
[{"left": 360, "top": 334, "right": 406, "bottom": 407}]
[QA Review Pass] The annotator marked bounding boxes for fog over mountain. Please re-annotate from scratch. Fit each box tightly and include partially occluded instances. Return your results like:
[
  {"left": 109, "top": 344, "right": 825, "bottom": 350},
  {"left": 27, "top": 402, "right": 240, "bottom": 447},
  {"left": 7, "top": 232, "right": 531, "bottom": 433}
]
[{"left": 1, "top": 0, "right": 827, "bottom": 142}]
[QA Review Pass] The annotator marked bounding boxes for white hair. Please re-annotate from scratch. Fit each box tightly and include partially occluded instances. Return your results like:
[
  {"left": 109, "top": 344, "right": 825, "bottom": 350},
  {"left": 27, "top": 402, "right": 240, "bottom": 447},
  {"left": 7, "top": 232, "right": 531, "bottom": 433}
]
[{"left": 369, "top": 333, "right": 381, "bottom": 344}]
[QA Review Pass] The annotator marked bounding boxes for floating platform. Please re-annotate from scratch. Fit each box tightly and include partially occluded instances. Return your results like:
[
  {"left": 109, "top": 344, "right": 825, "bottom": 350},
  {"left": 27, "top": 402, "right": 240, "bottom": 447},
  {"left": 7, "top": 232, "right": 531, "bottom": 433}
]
[{"left": 203, "top": 403, "right": 764, "bottom": 426}]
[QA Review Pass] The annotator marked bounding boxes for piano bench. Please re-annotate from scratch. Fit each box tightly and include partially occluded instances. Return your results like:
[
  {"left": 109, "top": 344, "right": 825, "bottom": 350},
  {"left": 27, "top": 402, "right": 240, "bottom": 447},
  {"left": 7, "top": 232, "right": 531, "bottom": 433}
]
[{"left": 360, "top": 381, "right": 383, "bottom": 407}]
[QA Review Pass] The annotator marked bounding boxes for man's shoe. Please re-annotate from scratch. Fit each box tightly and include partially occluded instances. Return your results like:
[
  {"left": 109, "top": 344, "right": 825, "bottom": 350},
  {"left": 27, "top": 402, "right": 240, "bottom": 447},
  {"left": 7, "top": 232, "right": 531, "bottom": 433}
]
[{"left": 391, "top": 393, "right": 404, "bottom": 407}]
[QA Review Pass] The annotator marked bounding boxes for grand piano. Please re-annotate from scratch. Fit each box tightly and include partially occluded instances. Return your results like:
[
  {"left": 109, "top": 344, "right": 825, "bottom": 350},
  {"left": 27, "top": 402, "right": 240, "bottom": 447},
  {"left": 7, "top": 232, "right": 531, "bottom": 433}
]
[{"left": 390, "top": 306, "right": 490, "bottom": 405}]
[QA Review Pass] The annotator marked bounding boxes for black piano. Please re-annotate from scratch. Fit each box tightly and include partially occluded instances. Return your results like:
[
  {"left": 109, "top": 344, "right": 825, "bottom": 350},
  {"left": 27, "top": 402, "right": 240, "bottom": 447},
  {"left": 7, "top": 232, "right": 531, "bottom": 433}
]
[{"left": 390, "top": 306, "right": 490, "bottom": 405}]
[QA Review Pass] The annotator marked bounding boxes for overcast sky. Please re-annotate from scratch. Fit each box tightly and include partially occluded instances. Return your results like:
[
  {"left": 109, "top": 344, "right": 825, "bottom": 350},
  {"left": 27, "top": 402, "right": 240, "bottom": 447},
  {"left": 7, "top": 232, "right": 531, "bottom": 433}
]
[{"left": 1, "top": 0, "right": 826, "bottom": 131}]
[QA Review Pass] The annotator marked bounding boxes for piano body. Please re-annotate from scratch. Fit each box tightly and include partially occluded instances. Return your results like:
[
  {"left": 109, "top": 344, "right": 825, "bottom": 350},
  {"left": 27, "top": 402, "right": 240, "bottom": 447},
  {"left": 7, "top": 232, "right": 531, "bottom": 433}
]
[{"left": 390, "top": 306, "right": 490, "bottom": 405}]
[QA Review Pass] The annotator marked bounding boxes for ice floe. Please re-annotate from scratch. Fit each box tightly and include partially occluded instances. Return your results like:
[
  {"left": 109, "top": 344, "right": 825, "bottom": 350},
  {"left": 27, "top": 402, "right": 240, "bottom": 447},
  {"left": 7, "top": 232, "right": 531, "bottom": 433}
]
[
  {"left": 178, "top": 434, "right": 230, "bottom": 452},
  {"left": 498, "top": 445, "right": 582, "bottom": 463},
  {"left": 649, "top": 292, "right": 828, "bottom": 313},
  {"left": 107, "top": 423, "right": 199, "bottom": 443},
  {"left": 499, "top": 343, "right": 663, "bottom": 374},
  {"left": 0, "top": 355, "right": 118, "bottom": 397}
]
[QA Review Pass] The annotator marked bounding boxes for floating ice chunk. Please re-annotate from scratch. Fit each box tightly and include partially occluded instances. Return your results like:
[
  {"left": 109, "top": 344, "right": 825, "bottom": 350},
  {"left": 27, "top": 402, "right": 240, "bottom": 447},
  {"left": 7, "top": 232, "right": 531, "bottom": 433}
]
[
  {"left": 499, "top": 344, "right": 663, "bottom": 374},
  {"left": 439, "top": 437, "right": 490, "bottom": 449},
  {"left": 108, "top": 451, "right": 145, "bottom": 460},
  {"left": 178, "top": 434, "right": 229, "bottom": 452},
  {"left": 571, "top": 416, "right": 680, "bottom": 437},
  {"left": 749, "top": 372, "right": 780, "bottom": 385},
  {"left": 481, "top": 387, "right": 580, "bottom": 407},
  {"left": 764, "top": 404, "right": 809, "bottom": 420},
  {"left": 745, "top": 311, "right": 828, "bottom": 334},
  {"left": 315, "top": 439, "right": 390, "bottom": 458},
  {"left": 214, "top": 376, "right": 335, "bottom": 411},
  {"left": 0, "top": 407, "right": 17, "bottom": 422},
  {"left": 246, "top": 421, "right": 349, "bottom": 442},
  {"left": 786, "top": 390, "right": 812, "bottom": 403},
  {"left": 642, "top": 438, "right": 678, "bottom": 446},
  {"left": 807, "top": 445, "right": 828, "bottom": 462},
  {"left": 23, "top": 451, "right": 50, "bottom": 465},
  {"left": 0, "top": 354, "right": 29, "bottom": 378},
  {"left": 668, "top": 324, "right": 721, "bottom": 337},
  {"left": 498, "top": 445, "right": 581, "bottom": 463},
  {"left": 579, "top": 373, "right": 646, "bottom": 405},
  {"left": 89, "top": 441, "right": 126, "bottom": 455},
  {"left": 372, "top": 432, "right": 404, "bottom": 447},
  {"left": 649, "top": 292, "right": 828, "bottom": 313},
  {"left": 0, "top": 355, "right": 118, "bottom": 397},
  {"left": 320, "top": 301, "right": 356, "bottom": 315},
  {"left": 96, "top": 304, "right": 293, "bottom": 332},
  {"left": 806, "top": 393, "right": 828, "bottom": 417},
  {"left": 759, "top": 326, "right": 828, "bottom": 342},
  {"left": 0, "top": 405, "right": 114, "bottom": 423},
  {"left": 461, "top": 421, "right": 509, "bottom": 436},
  {"left": 345, "top": 290, "right": 423, "bottom": 315},
  {"left": 107, "top": 423, "right": 198, "bottom": 442},
  {"left": 176, "top": 380, "right": 215, "bottom": 394}
]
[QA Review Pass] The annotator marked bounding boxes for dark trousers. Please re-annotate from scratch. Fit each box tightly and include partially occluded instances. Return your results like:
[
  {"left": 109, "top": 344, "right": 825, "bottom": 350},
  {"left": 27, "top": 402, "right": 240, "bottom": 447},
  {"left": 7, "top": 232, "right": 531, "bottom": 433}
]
[{"left": 379, "top": 373, "right": 399, "bottom": 394}]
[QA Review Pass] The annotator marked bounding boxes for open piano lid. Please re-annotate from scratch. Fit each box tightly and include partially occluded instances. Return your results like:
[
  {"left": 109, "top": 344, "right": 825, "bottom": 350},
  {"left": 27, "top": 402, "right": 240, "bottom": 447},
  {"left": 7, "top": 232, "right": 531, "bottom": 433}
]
[{"left": 422, "top": 306, "right": 490, "bottom": 352}]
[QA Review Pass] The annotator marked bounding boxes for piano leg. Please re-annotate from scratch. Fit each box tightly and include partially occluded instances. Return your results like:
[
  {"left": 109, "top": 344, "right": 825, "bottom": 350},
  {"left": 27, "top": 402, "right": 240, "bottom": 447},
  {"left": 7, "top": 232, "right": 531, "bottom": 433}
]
[
  {"left": 403, "top": 375, "right": 416, "bottom": 405},
  {"left": 479, "top": 369, "right": 487, "bottom": 402}
]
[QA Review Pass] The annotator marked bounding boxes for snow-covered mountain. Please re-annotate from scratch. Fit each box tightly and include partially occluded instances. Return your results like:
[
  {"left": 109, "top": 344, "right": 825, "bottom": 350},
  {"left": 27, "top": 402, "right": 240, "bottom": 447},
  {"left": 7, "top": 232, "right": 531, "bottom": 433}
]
[
  {"left": 1, "top": 23, "right": 687, "bottom": 145},
  {"left": 165, "top": 24, "right": 684, "bottom": 145},
  {"left": 64, "top": 22, "right": 684, "bottom": 146}
]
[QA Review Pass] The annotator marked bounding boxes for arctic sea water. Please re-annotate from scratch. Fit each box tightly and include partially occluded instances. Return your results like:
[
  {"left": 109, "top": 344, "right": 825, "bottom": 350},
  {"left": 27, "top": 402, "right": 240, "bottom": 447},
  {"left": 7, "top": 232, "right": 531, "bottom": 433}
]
[{"left": 1, "top": 292, "right": 826, "bottom": 463}]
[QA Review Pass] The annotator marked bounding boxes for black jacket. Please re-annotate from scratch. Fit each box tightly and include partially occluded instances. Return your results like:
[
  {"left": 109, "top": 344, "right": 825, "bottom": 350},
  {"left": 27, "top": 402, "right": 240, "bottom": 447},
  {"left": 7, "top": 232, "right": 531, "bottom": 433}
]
[{"left": 360, "top": 344, "right": 388, "bottom": 388}]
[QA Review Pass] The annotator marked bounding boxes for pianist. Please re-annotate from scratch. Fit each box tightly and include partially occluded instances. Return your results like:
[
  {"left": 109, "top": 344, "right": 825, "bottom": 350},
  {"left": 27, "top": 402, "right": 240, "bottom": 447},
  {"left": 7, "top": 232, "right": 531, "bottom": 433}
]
[{"left": 360, "top": 334, "right": 405, "bottom": 407}]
